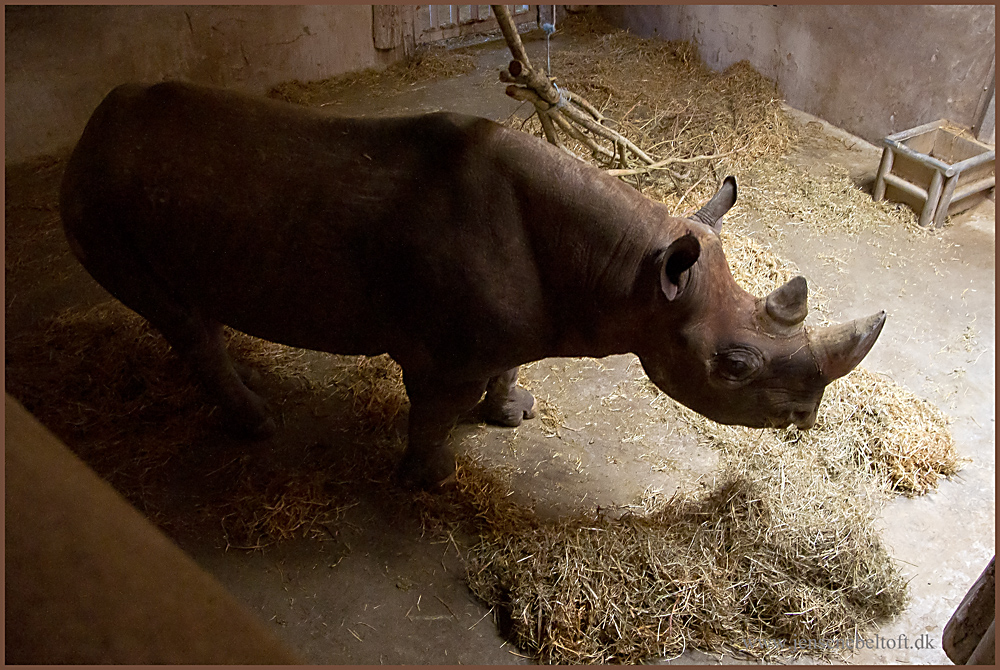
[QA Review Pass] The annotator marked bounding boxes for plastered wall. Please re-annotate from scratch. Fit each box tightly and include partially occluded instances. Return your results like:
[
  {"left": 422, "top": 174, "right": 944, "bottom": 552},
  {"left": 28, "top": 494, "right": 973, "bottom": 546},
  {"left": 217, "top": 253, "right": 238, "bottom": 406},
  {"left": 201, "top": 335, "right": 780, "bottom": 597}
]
[
  {"left": 600, "top": 5, "right": 996, "bottom": 145},
  {"left": 5, "top": 5, "right": 402, "bottom": 163},
  {"left": 8, "top": 5, "right": 995, "bottom": 162}
]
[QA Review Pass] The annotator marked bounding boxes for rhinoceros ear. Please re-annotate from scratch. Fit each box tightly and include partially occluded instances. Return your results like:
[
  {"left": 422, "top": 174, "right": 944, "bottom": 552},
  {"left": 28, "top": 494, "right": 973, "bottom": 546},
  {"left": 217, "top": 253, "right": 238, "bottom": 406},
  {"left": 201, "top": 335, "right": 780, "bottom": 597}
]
[
  {"left": 659, "top": 233, "right": 701, "bottom": 301},
  {"left": 691, "top": 176, "right": 737, "bottom": 234}
]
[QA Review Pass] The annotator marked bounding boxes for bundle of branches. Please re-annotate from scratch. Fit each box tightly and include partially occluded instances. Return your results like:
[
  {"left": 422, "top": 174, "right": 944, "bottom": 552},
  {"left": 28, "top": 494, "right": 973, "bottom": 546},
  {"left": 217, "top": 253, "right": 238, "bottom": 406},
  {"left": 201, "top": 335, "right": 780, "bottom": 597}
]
[
  {"left": 494, "top": 10, "right": 792, "bottom": 212},
  {"left": 493, "top": 5, "right": 700, "bottom": 177}
]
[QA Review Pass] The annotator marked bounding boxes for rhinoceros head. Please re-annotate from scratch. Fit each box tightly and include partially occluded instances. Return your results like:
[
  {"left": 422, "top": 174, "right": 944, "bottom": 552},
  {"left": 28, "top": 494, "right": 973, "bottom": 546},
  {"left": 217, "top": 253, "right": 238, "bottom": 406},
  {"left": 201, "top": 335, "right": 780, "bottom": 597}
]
[{"left": 637, "top": 176, "right": 885, "bottom": 430}]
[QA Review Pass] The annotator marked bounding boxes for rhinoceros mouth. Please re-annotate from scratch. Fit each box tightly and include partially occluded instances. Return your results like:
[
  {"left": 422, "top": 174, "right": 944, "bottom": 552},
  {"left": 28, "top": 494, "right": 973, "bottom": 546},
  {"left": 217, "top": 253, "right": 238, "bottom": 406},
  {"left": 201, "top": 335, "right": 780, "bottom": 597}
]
[{"left": 767, "top": 407, "right": 818, "bottom": 430}]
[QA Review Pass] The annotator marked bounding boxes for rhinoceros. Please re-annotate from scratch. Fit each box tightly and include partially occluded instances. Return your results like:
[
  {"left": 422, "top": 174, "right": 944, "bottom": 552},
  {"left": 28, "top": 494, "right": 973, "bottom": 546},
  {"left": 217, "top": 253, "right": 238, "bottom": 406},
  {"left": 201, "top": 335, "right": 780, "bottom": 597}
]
[{"left": 60, "top": 82, "right": 885, "bottom": 487}]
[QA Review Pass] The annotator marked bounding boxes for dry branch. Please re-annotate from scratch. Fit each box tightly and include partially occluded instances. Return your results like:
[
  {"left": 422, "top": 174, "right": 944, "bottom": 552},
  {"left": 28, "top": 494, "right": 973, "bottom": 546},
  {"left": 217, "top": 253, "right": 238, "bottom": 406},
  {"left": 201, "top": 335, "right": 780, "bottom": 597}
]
[{"left": 492, "top": 5, "right": 664, "bottom": 172}]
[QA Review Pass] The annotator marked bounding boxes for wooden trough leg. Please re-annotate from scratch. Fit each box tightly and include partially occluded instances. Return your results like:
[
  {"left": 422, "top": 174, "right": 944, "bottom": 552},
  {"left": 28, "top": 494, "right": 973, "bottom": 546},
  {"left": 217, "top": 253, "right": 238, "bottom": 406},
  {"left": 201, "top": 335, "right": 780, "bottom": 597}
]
[
  {"left": 918, "top": 169, "right": 944, "bottom": 228},
  {"left": 873, "top": 146, "right": 894, "bottom": 201},
  {"left": 933, "top": 173, "right": 960, "bottom": 228}
]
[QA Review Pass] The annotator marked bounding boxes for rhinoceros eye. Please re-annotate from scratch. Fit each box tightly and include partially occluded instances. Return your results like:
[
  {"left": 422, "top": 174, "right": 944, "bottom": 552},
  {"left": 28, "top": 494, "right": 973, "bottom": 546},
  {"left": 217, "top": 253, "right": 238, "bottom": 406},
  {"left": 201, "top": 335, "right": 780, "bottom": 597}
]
[{"left": 711, "top": 347, "right": 764, "bottom": 383}]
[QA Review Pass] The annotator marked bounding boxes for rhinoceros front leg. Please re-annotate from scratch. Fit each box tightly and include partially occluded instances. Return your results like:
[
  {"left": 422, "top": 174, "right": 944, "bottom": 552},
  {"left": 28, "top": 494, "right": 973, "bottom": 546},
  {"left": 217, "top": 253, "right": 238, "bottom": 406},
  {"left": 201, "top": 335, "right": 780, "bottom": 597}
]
[
  {"left": 397, "top": 376, "right": 488, "bottom": 488},
  {"left": 478, "top": 367, "right": 537, "bottom": 427}
]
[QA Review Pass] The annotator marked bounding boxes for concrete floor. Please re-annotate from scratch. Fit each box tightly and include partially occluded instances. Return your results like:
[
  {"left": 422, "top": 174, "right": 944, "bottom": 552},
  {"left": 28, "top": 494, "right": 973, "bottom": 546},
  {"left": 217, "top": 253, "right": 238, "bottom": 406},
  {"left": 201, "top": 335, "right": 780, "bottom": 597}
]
[{"left": 5, "top": 29, "right": 994, "bottom": 665}]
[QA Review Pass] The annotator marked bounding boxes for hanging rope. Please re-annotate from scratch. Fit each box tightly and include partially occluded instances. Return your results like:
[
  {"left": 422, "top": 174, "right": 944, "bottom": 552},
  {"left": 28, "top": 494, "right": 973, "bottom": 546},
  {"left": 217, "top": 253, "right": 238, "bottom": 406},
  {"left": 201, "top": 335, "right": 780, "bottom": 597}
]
[{"left": 541, "top": 4, "right": 555, "bottom": 75}]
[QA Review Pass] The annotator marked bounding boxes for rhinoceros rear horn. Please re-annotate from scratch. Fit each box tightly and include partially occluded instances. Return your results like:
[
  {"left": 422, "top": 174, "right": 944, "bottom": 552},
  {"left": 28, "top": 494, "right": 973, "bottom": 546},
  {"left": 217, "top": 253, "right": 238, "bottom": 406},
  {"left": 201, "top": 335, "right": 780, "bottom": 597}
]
[
  {"left": 808, "top": 311, "right": 887, "bottom": 382},
  {"left": 691, "top": 176, "right": 737, "bottom": 233},
  {"left": 765, "top": 275, "right": 808, "bottom": 326}
]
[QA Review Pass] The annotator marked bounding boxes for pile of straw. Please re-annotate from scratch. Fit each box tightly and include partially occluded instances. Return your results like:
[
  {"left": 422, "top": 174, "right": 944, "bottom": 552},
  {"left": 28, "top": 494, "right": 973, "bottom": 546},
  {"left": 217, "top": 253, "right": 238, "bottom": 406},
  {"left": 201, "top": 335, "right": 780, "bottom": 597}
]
[
  {"left": 446, "top": 454, "right": 907, "bottom": 664},
  {"left": 268, "top": 46, "right": 477, "bottom": 106},
  {"left": 333, "top": 354, "right": 408, "bottom": 438},
  {"left": 5, "top": 154, "right": 75, "bottom": 293},
  {"left": 5, "top": 302, "right": 210, "bottom": 459},
  {"left": 507, "top": 13, "right": 925, "bottom": 239},
  {"left": 441, "top": 349, "right": 955, "bottom": 663},
  {"left": 729, "top": 162, "right": 921, "bottom": 238}
]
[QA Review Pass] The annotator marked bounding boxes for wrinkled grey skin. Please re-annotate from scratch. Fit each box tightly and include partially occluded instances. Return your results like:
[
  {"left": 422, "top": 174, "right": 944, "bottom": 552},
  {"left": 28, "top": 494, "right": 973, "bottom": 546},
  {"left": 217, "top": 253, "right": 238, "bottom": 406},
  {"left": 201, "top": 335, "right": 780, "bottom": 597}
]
[{"left": 60, "top": 82, "right": 885, "bottom": 487}]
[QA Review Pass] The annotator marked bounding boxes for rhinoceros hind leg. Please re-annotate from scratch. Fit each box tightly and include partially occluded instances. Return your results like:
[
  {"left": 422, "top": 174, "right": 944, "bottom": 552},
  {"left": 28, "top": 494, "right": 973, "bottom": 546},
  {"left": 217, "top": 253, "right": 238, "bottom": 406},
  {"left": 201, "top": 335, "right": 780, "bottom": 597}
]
[
  {"left": 148, "top": 315, "right": 274, "bottom": 439},
  {"left": 478, "top": 367, "right": 537, "bottom": 427},
  {"left": 62, "top": 226, "right": 273, "bottom": 438},
  {"left": 151, "top": 317, "right": 274, "bottom": 439},
  {"left": 232, "top": 361, "right": 263, "bottom": 388},
  {"left": 187, "top": 322, "right": 275, "bottom": 439},
  {"left": 396, "top": 376, "right": 487, "bottom": 489}
]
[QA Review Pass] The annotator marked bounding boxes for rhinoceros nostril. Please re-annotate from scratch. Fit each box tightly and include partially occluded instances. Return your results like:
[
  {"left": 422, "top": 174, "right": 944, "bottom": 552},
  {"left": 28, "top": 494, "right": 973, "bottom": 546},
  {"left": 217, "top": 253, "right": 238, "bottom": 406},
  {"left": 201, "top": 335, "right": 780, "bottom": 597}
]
[{"left": 766, "top": 416, "right": 792, "bottom": 429}]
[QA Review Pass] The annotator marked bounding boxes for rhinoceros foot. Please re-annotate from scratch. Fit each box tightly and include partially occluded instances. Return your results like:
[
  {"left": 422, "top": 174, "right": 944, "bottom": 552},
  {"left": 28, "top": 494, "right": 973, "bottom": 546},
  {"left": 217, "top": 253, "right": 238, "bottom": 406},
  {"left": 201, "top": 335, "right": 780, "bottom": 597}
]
[
  {"left": 233, "top": 361, "right": 263, "bottom": 388},
  {"left": 394, "top": 448, "right": 457, "bottom": 490},
  {"left": 480, "top": 386, "right": 537, "bottom": 427},
  {"left": 220, "top": 404, "right": 276, "bottom": 441},
  {"left": 478, "top": 367, "right": 537, "bottom": 427},
  {"left": 209, "top": 372, "right": 275, "bottom": 439}
]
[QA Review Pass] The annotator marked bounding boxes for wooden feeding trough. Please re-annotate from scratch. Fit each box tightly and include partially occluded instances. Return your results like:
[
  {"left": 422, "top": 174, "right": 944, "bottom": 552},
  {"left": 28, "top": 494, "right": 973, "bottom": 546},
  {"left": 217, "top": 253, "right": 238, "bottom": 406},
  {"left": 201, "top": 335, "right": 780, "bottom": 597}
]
[{"left": 873, "top": 119, "right": 995, "bottom": 228}]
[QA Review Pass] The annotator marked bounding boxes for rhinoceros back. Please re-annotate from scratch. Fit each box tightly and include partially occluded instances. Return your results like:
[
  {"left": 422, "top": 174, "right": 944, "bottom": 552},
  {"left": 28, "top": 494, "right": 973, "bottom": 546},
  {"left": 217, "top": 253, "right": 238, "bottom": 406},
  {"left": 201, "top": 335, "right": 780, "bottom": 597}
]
[{"left": 60, "top": 82, "right": 524, "bottom": 361}]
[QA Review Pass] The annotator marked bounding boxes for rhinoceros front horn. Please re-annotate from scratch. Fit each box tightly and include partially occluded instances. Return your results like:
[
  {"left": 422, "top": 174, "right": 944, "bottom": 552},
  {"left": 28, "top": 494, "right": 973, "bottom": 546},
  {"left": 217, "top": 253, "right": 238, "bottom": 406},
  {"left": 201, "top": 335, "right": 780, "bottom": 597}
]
[
  {"left": 808, "top": 311, "right": 887, "bottom": 382},
  {"left": 765, "top": 275, "right": 808, "bottom": 326}
]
